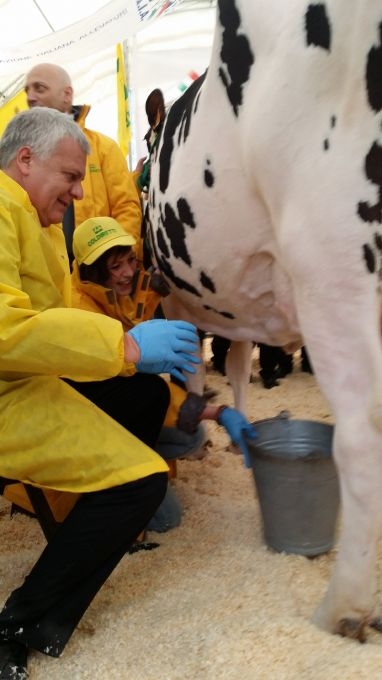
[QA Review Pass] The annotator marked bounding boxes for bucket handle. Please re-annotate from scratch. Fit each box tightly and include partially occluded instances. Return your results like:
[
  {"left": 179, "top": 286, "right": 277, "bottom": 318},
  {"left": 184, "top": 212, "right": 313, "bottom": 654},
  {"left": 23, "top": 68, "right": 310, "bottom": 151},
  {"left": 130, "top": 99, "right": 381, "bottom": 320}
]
[
  {"left": 252, "top": 410, "right": 291, "bottom": 427},
  {"left": 276, "top": 410, "right": 291, "bottom": 420}
]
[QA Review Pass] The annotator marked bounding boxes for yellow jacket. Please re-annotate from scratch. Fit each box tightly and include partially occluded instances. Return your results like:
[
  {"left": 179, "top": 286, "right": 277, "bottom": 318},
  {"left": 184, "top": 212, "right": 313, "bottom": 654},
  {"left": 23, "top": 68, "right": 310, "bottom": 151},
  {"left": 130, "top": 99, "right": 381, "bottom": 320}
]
[
  {"left": 74, "top": 105, "right": 142, "bottom": 244},
  {"left": 0, "top": 172, "right": 168, "bottom": 496},
  {"left": 71, "top": 264, "right": 187, "bottom": 428},
  {"left": 71, "top": 263, "right": 161, "bottom": 332}
]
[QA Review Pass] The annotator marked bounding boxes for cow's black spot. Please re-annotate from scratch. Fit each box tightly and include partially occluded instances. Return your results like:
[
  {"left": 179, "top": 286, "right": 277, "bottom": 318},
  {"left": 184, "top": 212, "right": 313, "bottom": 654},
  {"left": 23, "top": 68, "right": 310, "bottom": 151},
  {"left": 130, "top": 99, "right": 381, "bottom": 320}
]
[
  {"left": 158, "top": 73, "right": 206, "bottom": 193},
  {"left": 177, "top": 197, "right": 196, "bottom": 228},
  {"left": 200, "top": 271, "right": 216, "bottom": 293},
  {"left": 156, "top": 197, "right": 197, "bottom": 267},
  {"left": 204, "top": 303, "right": 235, "bottom": 320},
  {"left": 366, "top": 23, "right": 382, "bottom": 113},
  {"left": 141, "top": 204, "right": 152, "bottom": 257},
  {"left": 323, "top": 115, "right": 336, "bottom": 151},
  {"left": 375, "top": 232, "right": 382, "bottom": 250},
  {"left": 358, "top": 201, "right": 381, "bottom": 224},
  {"left": 156, "top": 226, "right": 170, "bottom": 260},
  {"left": 363, "top": 243, "right": 376, "bottom": 273},
  {"left": 155, "top": 254, "right": 172, "bottom": 279},
  {"left": 204, "top": 158, "right": 215, "bottom": 187},
  {"left": 305, "top": 3, "right": 331, "bottom": 51},
  {"left": 161, "top": 202, "right": 192, "bottom": 265},
  {"left": 178, "top": 111, "right": 192, "bottom": 148},
  {"left": 357, "top": 141, "right": 382, "bottom": 224},
  {"left": 157, "top": 255, "right": 202, "bottom": 297},
  {"left": 194, "top": 88, "right": 203, "bottom": 115},
  {"left": 218, "top": 0, "right": 255, "bottom": 116},
  {"left": 151, "top": 187, "right": 156, "bottom": 209}
]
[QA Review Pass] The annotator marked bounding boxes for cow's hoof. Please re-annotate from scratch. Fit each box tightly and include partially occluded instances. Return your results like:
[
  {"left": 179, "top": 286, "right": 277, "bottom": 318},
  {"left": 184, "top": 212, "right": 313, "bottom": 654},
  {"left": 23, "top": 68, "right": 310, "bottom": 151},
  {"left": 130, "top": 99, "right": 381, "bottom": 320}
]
[{"left": 337, "top": 618, "right": 367, "bottom": 642}]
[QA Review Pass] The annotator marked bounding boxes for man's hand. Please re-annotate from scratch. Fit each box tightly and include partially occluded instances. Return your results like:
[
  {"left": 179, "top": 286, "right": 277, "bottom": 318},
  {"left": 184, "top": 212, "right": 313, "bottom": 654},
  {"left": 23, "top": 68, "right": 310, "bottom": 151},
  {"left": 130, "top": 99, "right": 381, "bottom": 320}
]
[{"left": 127, "top": 319, "right": 201, "bottom": 382}]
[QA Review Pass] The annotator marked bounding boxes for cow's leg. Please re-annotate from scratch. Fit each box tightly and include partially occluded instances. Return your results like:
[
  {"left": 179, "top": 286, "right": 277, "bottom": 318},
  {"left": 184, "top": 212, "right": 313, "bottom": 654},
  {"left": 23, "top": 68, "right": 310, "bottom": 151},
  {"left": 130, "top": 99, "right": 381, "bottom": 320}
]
[
  {"left": 311, "top": 429, "right": 382, "bottom": 641},
  {"left": 311, "top": 404, "right": 382, "bottom": 640},
  {"left": 218, "top": 340, "right": 253, "bottom": 455},
  {"left": 225, "top": 340, "right": 253, "bottom": 416},
  {"left": 185, "top": 354, "right": 206, "bottom": 397},
  {"left": 303, "top": 337, "right": 382, "bottom": 640},
  {"left": 281, "top": 232, "right": 382, "bottom": 640}
]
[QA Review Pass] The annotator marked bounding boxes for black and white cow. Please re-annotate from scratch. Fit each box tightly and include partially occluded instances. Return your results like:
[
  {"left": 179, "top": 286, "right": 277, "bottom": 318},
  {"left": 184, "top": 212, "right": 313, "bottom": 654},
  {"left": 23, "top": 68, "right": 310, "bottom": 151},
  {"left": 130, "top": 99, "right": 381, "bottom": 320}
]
[{"left": 147, "top": 0, "right": 382, "bottom": 641}]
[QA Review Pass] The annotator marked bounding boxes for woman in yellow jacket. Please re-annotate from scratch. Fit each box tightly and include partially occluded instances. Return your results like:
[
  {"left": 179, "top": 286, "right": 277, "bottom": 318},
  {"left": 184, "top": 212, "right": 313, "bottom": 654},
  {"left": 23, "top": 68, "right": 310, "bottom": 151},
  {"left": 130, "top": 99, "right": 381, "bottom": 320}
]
[
  {"left": 71, "top": 216, "right": 205, "bottom": 532},
  {"left": 0, "top": 107, "right": 203, "bottom": 678},
  {"left": 70, "top": 216, "right": 257, "bottom": 532}
]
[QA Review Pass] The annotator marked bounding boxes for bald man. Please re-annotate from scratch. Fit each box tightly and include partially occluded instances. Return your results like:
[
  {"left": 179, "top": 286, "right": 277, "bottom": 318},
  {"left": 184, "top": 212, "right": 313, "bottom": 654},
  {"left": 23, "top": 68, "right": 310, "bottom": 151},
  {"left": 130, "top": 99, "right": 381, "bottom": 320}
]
[{"left": 25, "top": 63, "right": 142, "bottom": 262}]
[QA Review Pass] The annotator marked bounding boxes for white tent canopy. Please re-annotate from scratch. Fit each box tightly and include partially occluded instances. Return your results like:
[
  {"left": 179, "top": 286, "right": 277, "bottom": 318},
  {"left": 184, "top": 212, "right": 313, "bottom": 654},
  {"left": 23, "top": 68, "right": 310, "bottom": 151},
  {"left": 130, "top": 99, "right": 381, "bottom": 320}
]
[{"left": 0, "top": 0, "right": 216, "bottom": 164}]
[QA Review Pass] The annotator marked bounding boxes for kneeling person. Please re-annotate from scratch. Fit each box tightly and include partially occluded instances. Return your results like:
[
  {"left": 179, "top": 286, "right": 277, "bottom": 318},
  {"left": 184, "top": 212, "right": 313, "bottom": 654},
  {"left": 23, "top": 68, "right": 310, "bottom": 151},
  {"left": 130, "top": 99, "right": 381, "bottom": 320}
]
[
  {"left": 0, "top": 107, "right": 203, "bottom": 679},
  {"left": 71, "top": 217, "right": 256, "bottom": 531}
]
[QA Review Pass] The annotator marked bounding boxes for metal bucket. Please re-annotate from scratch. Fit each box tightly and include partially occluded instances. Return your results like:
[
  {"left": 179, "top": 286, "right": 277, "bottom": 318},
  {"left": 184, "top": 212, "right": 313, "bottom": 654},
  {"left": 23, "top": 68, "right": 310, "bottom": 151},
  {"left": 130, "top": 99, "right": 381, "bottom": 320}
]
[{"left": 247, "top": 411, "right": 340, "bottom": 556}]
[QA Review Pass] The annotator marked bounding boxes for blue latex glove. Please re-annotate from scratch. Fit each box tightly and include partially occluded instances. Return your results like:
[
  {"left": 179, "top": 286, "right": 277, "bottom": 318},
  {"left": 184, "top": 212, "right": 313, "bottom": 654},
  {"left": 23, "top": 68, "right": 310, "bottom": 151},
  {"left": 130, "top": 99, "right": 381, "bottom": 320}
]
[
  {"left": 128, "top": 319, "right": 201, "bottom": 382},
  {"left": 218, "top": 407, "right": 257, "bottom": 467}
]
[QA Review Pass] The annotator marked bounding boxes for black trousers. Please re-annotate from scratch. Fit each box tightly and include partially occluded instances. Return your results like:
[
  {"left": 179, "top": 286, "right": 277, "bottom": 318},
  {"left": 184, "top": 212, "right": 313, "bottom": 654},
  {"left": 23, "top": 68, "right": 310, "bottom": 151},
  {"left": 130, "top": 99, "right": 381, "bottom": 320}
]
[
  {"left": 64, "top": 373, "right": 169, "bottom": 446},
  {"left": 0, "top": 373, "right": 170, "bottom": 657},
  {"left": 211, "top": 335, "right": 231, "bottom": 372},
  {"left": 258, "top": 343, "right": 293, "bottom": 379}
]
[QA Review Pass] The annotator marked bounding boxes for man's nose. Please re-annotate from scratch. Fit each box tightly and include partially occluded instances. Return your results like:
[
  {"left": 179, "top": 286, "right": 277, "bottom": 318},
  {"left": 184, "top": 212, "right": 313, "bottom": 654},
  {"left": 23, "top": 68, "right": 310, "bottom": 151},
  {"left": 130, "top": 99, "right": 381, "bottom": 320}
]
[{"left": 71, "top": 182, "right": 83, "bottom": 200}]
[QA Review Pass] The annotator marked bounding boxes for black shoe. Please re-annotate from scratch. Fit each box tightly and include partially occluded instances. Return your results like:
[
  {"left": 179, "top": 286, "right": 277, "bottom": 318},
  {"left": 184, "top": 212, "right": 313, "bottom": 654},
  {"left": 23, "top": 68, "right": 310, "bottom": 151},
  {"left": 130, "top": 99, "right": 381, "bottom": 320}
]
[
  {"left": 301, "top": 347, "right": 313, "bottom": 373},
  {"left": 127, "top": 541, "right": 160, "bottom": 554},
  {"left": 275, "top": 364, "right": 293, "bottom": 379},
  {"left": 261, "top": 375, "right": 280, "bottom": 389},
  {"left": 0, "top": 639, "right": 28, "bottom": 679}
]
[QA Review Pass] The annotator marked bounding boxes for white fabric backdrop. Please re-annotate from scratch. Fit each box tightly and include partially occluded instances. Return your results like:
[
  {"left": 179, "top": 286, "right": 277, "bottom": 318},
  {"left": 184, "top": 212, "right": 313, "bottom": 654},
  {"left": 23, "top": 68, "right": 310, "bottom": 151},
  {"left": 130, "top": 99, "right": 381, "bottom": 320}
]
[
  {"left": 0, "top": 0, "right": 182, "bottom": 75},
  {"left": 0, "top": 1, "right": 215, "bottom": 167}
]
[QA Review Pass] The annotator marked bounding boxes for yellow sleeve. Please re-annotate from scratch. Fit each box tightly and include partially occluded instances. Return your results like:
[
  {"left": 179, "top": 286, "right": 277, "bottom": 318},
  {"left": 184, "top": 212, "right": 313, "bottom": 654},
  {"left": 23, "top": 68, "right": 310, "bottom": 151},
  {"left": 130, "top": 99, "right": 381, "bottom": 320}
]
[
  {"left": 71, "top": 274, "right": 137, "bottom": 377},
  {"left": 0, "top": 202, "right": 124, "bottom": 381},
  {"left": 163, "top": 381, "right": 187, "bottom": 428},
  {"left": 100, "top": 139, "right": 142, "bottom": 243},
  {"left": 133, "top": 271, "right": 162, "bottom": 322}
]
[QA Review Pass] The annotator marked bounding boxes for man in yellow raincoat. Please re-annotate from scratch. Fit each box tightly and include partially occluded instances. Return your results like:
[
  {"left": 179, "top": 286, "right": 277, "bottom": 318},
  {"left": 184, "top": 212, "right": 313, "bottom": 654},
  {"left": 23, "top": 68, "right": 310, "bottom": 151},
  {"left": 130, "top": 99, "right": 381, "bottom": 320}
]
[
  {"left": 0, "top": 107, "right": 201, "bottom": 679},
  {"left": 24, "top": 62, "right": 142, "bottom": 263}
]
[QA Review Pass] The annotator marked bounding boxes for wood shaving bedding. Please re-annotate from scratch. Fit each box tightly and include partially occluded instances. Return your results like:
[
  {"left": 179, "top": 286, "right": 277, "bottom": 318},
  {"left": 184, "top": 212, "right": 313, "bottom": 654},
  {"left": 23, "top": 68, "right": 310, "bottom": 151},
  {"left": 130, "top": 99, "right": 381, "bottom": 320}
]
[{"left": 1, "top": 345, "right": 382, "bottom": 679}]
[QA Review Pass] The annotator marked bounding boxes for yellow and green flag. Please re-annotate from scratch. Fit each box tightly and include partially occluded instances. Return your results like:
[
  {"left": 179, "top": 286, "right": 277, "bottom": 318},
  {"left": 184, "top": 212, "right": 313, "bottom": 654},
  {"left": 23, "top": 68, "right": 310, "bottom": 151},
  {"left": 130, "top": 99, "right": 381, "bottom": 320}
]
[
  {"left": 116, "top": 42, "right": 131, "bottom": 158},
  {"left": 0, "top": 89, "right": 28, "bottom": 136}
]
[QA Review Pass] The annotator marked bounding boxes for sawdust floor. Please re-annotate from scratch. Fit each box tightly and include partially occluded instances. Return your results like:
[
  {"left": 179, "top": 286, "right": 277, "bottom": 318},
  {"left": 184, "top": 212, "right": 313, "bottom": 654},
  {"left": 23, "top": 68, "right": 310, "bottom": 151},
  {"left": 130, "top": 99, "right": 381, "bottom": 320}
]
[{"left": 1, "top": 344, "right": 382, "bottom": 679}]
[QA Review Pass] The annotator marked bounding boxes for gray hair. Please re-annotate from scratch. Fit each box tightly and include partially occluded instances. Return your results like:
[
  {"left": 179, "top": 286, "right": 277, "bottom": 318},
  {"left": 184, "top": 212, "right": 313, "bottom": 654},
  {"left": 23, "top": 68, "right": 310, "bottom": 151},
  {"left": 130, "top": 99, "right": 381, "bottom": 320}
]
[{"left": 0, "top": 107, "right": 90, "bottom": 169}]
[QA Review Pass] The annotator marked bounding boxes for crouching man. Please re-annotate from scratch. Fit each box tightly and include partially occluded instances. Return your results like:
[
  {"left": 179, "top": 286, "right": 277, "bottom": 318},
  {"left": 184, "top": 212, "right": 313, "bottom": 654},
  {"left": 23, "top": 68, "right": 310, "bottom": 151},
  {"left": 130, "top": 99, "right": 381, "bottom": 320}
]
[{"left": 0, "top": 107, "right": 201, "bottom": 679}]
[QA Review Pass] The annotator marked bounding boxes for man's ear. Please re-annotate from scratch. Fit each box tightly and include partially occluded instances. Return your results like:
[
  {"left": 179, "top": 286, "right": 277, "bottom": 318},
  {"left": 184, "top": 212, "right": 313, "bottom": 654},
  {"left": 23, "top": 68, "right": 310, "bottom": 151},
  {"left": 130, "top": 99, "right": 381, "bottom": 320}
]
[
  {"left": 16, "top": 146, "right": 33, "bottom": 176},
  {"left": 63, "top": 85, "right": 73, "bottom": 109}
]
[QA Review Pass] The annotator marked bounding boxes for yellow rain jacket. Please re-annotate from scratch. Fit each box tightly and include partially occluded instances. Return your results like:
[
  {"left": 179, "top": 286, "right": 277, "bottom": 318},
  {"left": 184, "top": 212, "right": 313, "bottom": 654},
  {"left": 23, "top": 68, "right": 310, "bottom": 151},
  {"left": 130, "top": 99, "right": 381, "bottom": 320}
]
[
  {"left": 73, "top": 105, "right": 142, "bottom": 244},
  {"left": 71, "top": 264, "right": 161, "bottom": 332},
  {"left": 0, "top": 172, "right": 168, "bottom": 503},
  {"left": 71, "top": 264, "right": 188, "bottom": 427}
]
